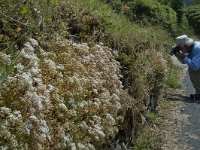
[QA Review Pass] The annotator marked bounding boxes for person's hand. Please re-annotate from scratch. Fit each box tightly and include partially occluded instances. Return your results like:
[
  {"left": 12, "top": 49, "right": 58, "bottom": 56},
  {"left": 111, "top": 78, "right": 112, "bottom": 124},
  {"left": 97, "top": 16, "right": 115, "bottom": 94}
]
[{"left": 175, "top": 50, "right": 186, "bottom": 60}]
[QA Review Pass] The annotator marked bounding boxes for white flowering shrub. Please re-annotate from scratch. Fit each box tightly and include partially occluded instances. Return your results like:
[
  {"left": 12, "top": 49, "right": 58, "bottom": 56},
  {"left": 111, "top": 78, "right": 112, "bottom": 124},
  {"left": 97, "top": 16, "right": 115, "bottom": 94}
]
[{"left": 0, "top": 38, "right": 123, "bottom": 149}]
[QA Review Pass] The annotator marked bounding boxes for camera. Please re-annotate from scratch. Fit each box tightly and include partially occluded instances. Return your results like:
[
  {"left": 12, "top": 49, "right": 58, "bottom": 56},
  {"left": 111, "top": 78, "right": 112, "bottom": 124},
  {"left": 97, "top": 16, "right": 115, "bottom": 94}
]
[{"left": 170, "top": 46, "right": 180, "bottom": 55}]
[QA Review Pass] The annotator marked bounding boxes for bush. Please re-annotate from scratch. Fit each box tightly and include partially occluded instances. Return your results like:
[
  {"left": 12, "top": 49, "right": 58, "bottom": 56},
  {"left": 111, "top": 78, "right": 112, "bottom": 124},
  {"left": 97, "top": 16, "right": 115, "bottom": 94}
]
[
  {"left": 0, "top": 38, "right": 124, "bottom": 149},
  {"left": 0, "top": 0, "right": 170, "bottom": 148},
  {"left": 106, "top": 0, "right": 177, "bottom": 33},
  {"left": 166, "top": 63, "right": 182, "bottom": 89},
  {"left": 186, "top": 4, "right": 200, "bottom": 34},
  {"left": 134, "top": 0, "right": 177, "bottom": 31}
]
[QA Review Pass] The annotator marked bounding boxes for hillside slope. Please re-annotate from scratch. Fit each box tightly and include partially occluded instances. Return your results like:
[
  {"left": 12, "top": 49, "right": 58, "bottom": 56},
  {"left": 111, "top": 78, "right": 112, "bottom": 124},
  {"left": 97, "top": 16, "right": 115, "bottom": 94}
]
[{"left": 0, "top": 0, "right": 177, "bottom": 149}]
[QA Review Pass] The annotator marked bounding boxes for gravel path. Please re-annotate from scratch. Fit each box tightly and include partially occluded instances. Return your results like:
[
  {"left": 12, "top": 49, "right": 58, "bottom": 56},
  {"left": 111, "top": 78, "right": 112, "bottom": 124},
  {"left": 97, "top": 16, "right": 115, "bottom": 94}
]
[
  {"left": 161, "top": 56, "right": 200, "bottom": 150},
  {"left": 179, "top": 70, "right": 200, "bottom": 149}
]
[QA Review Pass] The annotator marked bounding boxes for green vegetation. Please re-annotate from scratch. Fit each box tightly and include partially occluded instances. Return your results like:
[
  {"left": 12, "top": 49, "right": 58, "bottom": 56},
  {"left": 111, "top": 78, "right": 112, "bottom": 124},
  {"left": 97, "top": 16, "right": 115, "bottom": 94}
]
[
  {"left": 147, "top": 112, "right": 158, "bottom": 124},
  {"left": 0, "top": 0, "right": 170, "bottom": 100},
  {"left": 0, "top": 0, "right": 198, "bottom": 149},
  {"left": 166, "top": 63, "right": 182, "bottom": 89},
  {"left": 134, "top": 125, "right": 161, "bottom": 150},
  {"left": 171, "top": 0, "right": 184, "bottom": 24},
  {"left": 193, "top": 0, "right": 200, "bottom": 4},
  {"left": 186, "top": 4, "right": 200, "bottom": 35},
  {"left": 106, "top": 0, "right": 180, "bottom": 34}
]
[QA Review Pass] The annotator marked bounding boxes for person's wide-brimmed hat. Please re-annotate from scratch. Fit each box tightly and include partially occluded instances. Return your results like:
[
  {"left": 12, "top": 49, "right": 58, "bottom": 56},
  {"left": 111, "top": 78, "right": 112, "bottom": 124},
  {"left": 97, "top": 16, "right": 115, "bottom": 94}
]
[{"left": 174, "top": 35, "right": 194, "bottom": 47}]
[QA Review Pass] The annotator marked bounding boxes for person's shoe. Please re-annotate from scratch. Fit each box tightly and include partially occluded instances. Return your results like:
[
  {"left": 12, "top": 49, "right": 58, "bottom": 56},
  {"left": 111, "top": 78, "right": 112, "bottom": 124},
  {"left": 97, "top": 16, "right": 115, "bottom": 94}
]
[
  {"left": 190, "top": 94, "right": 195, "bottom": 99},
  {"left": 190, "top": 94, "right": 200, "bottom": 100}
]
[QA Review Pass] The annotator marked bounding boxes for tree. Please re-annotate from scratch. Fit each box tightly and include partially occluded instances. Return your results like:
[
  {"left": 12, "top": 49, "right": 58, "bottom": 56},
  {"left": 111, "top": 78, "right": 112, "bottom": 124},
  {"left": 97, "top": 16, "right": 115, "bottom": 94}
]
[
  {"left": 171, "top": 0, "right": 184, "bottom": 24},
  {"left": 193, "top": 0, "right": 200, "bottom": 4}
]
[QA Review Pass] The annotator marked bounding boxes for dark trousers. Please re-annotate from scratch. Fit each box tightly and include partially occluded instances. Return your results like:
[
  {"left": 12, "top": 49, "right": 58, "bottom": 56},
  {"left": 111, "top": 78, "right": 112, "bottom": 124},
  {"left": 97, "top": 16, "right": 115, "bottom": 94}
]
[{"left": 188, "top": 67, "right": 200, "bottom": 94}]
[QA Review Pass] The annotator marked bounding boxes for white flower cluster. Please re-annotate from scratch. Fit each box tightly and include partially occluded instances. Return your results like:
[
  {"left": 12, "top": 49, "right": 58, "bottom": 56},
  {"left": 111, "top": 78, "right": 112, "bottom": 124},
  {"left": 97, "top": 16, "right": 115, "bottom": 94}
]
[
  {"left": 0, "top": 107, "right": 23, "bottom": 149},
  {"left": 0, "top": 52, "right": 11, "bottom": 65},
  {"left": 0, "top": 38, "right": 124, "bottom": 149},
  {"left": 0, "top": 38, "right": 51, "bottom": 149}
]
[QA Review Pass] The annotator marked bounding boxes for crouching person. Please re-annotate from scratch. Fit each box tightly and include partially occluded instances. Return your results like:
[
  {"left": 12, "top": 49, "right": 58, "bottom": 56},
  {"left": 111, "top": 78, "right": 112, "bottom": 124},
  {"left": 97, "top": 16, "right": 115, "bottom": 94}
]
[{"left": 173, "top": 35, "right": 200, "bottom": 100}]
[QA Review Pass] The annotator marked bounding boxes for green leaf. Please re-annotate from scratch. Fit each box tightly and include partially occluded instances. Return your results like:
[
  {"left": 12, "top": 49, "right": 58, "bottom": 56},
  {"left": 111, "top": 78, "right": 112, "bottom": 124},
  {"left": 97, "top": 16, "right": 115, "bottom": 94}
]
[
  {"left": 20, "top": 7, "right": 28, "bottom": 15},
  {"left": 45, "top": 16, "right": 52, "bottom": 23},
  {"left": 50, "top": 0, "right": 57, "bottom": 5}
]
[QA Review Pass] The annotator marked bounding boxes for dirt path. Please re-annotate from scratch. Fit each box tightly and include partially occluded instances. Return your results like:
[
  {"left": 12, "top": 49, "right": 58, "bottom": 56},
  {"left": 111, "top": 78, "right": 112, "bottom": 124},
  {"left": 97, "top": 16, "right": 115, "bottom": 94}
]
[{"left": 161, "top": 56, "right": 200, "bottom": 150}]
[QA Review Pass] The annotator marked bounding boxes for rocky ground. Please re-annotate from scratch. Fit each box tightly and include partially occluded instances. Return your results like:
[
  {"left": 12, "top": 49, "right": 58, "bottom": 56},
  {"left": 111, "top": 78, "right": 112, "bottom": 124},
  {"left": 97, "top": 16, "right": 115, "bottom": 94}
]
[{"left": 160, "top": 56, "right": 200, "bottom": 150}]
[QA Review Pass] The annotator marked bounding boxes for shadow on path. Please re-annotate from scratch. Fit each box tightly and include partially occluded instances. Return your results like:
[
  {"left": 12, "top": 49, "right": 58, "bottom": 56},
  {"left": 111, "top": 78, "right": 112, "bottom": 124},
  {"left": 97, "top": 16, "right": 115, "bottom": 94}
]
[{"left": 167, "top": 93, "right": 200, "bottom": 104}]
